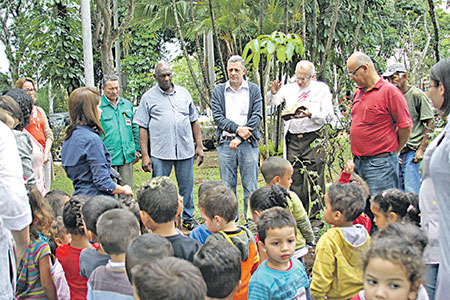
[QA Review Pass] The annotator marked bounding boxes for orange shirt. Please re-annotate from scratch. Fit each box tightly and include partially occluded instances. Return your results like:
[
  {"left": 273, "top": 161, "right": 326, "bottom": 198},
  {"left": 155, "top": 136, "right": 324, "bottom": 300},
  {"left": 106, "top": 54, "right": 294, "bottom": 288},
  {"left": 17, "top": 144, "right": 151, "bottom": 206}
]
[{"left": 26, "top": 107, "right": 46, "bottom": 149}]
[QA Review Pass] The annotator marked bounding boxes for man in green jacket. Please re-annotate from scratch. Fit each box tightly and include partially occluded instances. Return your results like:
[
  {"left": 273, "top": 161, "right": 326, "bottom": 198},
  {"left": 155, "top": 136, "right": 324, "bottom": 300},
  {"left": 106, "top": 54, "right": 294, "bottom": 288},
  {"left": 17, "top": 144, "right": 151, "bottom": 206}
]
[{"left": 100, "top": 74, "right": 140, "bottom": 191}]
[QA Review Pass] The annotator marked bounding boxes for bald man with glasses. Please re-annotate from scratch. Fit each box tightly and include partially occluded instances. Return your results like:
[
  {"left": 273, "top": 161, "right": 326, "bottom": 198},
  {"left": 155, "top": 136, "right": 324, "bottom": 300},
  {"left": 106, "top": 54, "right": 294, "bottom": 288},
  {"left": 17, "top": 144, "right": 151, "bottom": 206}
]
[
  {"left": 347, "top": 52, "right": 412, "bottom": 198},
  {"left": 268, "top": 60, "right": 333, "bottom": 219}
]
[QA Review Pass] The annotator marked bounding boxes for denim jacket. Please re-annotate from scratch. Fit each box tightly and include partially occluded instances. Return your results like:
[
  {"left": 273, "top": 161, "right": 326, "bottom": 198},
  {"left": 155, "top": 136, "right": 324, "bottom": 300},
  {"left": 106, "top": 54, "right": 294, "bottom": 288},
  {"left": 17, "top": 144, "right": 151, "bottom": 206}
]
[{"left": 61, "top": 125, "right": 116, "bottom": 196}]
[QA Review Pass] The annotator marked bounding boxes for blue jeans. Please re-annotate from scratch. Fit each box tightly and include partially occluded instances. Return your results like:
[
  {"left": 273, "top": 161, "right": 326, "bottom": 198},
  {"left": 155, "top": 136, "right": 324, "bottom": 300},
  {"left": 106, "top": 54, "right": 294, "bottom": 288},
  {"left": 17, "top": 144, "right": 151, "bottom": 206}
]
[
  {"left": 399, "top": 149, "right": 421, "bottom": 193},
  {"left": 354, "top": 153, "right": 399, "bottom": 196},
  {"left": 217, "top": 140, "right": 259, "bottom": 219},
  {"left": 151, "top": 156, "right": 195, "bottom": 221},
  {"left": 424, "top": 264, "right": 439, "bottom": 300}
]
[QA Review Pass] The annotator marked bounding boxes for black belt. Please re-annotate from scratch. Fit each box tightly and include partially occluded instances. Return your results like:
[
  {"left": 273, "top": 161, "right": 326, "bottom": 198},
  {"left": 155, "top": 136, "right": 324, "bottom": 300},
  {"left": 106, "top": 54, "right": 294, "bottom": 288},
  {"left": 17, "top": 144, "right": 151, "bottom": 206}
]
[
  {"left": 286, "top": 130, "right": 319, "bottom": 139},
  {"left": 355, "top": 152, "right": 394, "bottom": 159}
]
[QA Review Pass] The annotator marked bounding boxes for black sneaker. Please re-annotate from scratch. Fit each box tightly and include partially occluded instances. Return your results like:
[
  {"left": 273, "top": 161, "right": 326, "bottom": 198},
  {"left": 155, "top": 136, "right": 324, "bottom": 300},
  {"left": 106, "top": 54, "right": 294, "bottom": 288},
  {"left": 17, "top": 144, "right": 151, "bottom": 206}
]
[{"left": 183, "top": 219, "right": 199, "bottom": 231}]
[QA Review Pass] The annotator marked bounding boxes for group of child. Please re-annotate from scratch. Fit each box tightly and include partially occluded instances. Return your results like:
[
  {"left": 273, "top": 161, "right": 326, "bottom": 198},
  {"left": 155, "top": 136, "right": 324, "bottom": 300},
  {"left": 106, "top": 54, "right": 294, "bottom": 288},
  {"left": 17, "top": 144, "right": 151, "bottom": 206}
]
[{"left": 16, "top": 155, "right": 427, "bottom": 300}]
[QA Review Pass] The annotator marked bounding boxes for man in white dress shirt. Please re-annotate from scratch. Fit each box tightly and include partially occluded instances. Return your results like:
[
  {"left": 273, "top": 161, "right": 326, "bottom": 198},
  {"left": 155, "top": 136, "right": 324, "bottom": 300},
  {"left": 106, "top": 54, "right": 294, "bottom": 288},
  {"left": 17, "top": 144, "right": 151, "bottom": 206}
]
[{"left": 268, "top": 60, "right": 333, "bottom": 217}]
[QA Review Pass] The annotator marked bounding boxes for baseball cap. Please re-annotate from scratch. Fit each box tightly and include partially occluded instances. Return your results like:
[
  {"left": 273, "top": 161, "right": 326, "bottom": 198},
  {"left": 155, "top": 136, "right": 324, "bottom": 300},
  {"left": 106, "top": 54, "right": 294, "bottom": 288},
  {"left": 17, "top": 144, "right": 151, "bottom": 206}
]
[{"left": 382, "top": 62, "right": 407, "bottom": 77}]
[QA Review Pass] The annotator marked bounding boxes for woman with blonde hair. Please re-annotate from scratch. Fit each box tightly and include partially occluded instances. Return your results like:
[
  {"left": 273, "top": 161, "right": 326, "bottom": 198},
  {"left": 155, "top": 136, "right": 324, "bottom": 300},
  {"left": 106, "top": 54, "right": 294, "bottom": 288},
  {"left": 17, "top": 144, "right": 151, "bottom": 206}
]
[{"left": 61, "top": 87, "right": 133, "bottom": 197}]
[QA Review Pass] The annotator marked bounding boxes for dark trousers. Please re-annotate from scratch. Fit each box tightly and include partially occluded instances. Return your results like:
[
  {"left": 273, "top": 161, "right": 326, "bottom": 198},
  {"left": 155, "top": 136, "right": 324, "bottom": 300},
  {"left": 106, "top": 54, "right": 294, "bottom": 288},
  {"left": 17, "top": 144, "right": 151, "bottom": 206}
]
[{"left": 286, "top": 131, "right": 326, "bottom": 218}]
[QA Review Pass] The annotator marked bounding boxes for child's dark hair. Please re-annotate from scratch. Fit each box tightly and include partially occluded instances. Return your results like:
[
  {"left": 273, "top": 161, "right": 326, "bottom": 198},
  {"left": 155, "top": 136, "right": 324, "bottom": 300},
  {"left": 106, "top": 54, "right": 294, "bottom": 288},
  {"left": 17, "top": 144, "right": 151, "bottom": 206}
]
[
  {"left": 81, "top": 196, "right": 121, "bottom": 235},
  {"left": 120, "top": 198, "right": 147, "bottom": 234},
  {"left": 4, "top": 88, "right": 32, "bottom": 130},
  {"left": 363, "top": 224, "right": 426, "bottom": 290},
  {"left": 249, "top": 185, "right": 289, "bottom": 212},
  {"left": 260, "top": 156, "right": 291, "bottom": 184},
  {"left": 372, "top": 189, "right": 420, "bottom": 225},
  {"left": 257, "top": 207, "right": 296, "bottom": 243},
  {"left": 349, "top": 173, "right": 370, "bottom": 199},
  {"left": 63, "top": 196, "right": 87, "bottom": 235},
  {"left": 132, "top": 257, "right": 207, "bottom": 300},
  {"left": 96, "top": 209, "right": 140, "bottom": 255},
  {"left": 126, "top": 233, "right": 174, "bottom": 283},
  {"left": 29, "top": 186, "right": 53, "bottom": 239},
  {"left": 198, "top": 185, "right": 237, "bottom": 222},
  {"left": 193, "top": 240, "right": 241, "bottom": 299},
  {"left": 327, "top": 183, "right": 365, "bottom": 222},
  {"left": 44, "top": 189, "right": 70, "bottom": 218},
  {"left": 375, "top": 222, "right": 427, "bottom": 255},
  {"left": 137, "top": 176, "right": 178, "bottom": 224},
  {"left": 198, "top": 180, "right": 224, "bottom": 199},
  {"left": 49, "top": 218, "right": 69, "bottom": 255}
]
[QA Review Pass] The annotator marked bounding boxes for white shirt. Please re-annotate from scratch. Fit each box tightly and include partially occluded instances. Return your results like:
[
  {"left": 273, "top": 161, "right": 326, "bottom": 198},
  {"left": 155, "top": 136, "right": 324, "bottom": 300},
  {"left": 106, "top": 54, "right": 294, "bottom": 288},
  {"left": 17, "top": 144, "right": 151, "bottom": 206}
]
[
  {"left": 267, "top": 80, "right": 333, "bottom": 134},
  {"left": 223, "top": 80, "right": 250, "bottom": 136},
  {"left": 0, "top": 121, "right": 32, "bottom": 300}
]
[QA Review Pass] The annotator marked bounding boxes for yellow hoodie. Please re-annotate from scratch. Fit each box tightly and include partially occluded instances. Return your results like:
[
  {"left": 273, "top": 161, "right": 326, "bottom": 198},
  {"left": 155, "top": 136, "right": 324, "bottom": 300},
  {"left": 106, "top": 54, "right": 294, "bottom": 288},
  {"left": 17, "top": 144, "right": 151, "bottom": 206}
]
[{"left": 310, "top": 225, "right": 371, "bottom": 300}]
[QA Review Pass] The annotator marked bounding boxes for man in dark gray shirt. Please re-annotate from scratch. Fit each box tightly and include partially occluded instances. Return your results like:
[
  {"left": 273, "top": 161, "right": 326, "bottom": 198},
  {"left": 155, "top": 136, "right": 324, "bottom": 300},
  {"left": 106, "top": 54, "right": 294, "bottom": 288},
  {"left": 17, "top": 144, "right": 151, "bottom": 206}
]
[{"left": 134, "top": 62, "right": 204, "bottom": 230}]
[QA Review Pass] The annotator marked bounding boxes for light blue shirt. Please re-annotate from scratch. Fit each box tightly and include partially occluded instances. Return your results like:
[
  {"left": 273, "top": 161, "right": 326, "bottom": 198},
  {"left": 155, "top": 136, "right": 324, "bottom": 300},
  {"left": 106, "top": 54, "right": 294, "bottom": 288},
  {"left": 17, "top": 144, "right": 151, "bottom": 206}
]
[
  {"left": 248, "top": 258, "right": 309, "bottom": 300},
  {"left": 134, "top": 85, "right": 199, "bottom": 160}
]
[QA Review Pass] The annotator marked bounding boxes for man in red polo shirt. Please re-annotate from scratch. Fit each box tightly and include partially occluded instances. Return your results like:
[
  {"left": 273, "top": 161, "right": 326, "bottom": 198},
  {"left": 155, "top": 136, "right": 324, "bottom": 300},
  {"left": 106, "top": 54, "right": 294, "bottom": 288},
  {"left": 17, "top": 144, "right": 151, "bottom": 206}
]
[{"left": 347, "top": 52, "right": 412, "bottom": 196}]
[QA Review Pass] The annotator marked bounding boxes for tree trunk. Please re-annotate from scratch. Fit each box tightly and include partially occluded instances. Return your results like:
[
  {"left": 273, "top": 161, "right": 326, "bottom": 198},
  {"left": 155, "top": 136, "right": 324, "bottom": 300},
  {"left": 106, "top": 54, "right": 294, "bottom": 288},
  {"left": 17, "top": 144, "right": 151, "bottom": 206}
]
[
  {"left": 190, "top": 0, "right": 212, "bottom": 103},
  {"left": 292, "top": 0, "right": 298, "bottom": 32},
  {"left": 311, "top": 0, "right": 317, "bottom": 62},
  {"left": 101, "top": 42, "right": 115, "bottom": 74},
  {"left": 0, "top": 7, "right": 18, "bottom": 83},
  {"left": 172, "top": 0, "right": 208, "bottom": 108},
  {"left": 48, "top": 80, "right": 54, "bottom": 114},
  {"left": 283, "top": 0, "right": 288, "bottom": 34},
  {"left": 259, "top": 0, "right": 269, "bottom": 158},
  {"left": 93, "top": 0, "right": 135, "bottom": 75},
  {"left": 427, "top": 0, "right": 440, "bottom": 62},
  {"left": 208, "top": 0, "right": 227, "bottom": 81},
  {"left": 318, "top": 1, "right": 340, "bottom": 82},
  {"left": 351, "top": 0, "right": 365, "bottom": 52}
]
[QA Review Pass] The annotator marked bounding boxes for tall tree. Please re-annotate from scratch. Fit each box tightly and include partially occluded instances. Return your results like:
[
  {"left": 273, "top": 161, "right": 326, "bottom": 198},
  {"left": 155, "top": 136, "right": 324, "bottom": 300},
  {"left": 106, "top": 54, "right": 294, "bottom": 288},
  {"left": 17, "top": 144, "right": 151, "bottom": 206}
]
[
  {"left": 208, "top": 0, "right": 227, "bottom": 81},
  {"left": 92, "top": 0, "right": 135, "bottom": 74},
  {"left": 317, "top": 1, "right": 340, "bottom": 81},
  {"left": 172, "top": 0, "right": 208, "bottom": 108},
  {"left": 427, "top": 0, "right": 440, "bottom": 62}
]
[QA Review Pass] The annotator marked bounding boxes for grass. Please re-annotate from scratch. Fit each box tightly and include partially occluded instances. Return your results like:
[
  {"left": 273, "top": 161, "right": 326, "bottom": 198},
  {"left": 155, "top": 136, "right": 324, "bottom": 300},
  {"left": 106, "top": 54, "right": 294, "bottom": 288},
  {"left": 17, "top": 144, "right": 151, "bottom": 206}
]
[{"left": 52, "top": 150, "right": 266, "bottom": 222}]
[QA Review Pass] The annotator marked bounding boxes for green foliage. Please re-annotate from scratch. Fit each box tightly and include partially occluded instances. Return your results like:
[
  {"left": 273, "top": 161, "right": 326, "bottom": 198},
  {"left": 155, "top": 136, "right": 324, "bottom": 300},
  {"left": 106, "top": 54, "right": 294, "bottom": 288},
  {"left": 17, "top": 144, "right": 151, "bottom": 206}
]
[
  {"left": 13, "top": 1, "right": 84, "bottom": 94},
  {"left": 121, "top": 26, "right": 161, "bottom": 103},
  {"left": 171, "top": 55, "right": 201, "bottom": 105},
  {"left": 243, "top": 31, "right": 305, "bottom": 70},
  {"left": 258, "top": 139, "right": 283, "bottom": 159}
]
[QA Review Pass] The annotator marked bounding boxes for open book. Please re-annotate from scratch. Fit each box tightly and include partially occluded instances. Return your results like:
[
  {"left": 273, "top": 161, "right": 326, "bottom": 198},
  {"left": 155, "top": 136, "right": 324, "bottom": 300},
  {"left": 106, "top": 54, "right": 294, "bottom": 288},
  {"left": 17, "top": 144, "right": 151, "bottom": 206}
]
[{"left": 281, "top": 103, "right": 307, "bottom": 118}]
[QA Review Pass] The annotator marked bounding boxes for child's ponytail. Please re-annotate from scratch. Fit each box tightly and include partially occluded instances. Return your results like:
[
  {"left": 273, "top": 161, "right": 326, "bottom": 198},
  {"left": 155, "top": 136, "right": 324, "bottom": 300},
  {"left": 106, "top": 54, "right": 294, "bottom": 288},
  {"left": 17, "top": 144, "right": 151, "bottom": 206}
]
[
  {"left": 404, "top": 192, "right": 421, "bottom": 226},
  {"left": 63, "top": 196, "right": 85, "bottom": 235},
  {"left": 372, "top": 188, "right": 420, "bottom": 225}
]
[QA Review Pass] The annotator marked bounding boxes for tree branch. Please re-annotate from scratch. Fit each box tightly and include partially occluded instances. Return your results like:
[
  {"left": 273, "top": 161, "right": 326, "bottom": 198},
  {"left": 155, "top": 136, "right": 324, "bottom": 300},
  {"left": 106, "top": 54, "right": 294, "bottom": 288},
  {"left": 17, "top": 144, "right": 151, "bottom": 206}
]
[
  {"left": 427, "top": 0, "right": 440, "bottom": 62},
  {"left": 351, "top": 0, "right": 365, "bottom": 51},
  {"left": 318, "top": 1, "right": 340, "bottom": 82},
  {"left": 111, "top": 0, "right": 135, "bottom": 42}
]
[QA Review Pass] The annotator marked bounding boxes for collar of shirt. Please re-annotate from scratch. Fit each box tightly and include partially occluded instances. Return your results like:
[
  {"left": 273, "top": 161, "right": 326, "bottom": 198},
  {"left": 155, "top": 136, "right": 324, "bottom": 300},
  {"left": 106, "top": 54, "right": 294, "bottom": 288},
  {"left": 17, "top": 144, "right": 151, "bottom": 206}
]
[
  {"left": 358, "top": 76, "right": 384, "bottom": 93},
  {"left": 78, "top": 124, "right": 100, "bottom": 135},
  {"left": 106, "top": 97, "right": 119, "bottom": 109},
  {"left": 225, "top": 79, "right": 249, "bottom": 92},
  {"left": 157, "top": 84, "right": 177, "bottom": 96}
]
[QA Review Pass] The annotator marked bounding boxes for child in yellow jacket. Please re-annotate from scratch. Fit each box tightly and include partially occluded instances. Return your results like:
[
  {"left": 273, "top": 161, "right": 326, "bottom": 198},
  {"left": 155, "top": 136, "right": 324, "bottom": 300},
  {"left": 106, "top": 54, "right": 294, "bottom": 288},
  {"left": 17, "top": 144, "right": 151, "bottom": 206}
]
[{"left": 310, "top": 183, "right": 371, "bottom": 300}]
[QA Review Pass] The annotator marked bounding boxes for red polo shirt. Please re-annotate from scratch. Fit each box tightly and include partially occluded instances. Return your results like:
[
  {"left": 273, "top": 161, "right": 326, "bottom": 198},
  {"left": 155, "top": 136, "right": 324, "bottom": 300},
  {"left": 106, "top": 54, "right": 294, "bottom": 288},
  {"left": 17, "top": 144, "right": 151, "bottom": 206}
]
[{"left": 350, "top": 77, "right": 412, "bottom": 157}]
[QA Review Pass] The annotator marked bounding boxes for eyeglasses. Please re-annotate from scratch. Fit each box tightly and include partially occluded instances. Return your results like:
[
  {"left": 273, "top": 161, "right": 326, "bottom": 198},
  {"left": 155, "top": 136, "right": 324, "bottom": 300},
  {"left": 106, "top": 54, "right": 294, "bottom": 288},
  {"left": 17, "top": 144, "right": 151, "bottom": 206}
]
[
  {"left": 296, "top": 75, "right": 312, "bottom": 82},
  {"left": 348, "top": 65, "right": 364, "bottom": 76},
  {"left": 25, "top": 88, "right": 35, "bottom": 93}
]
